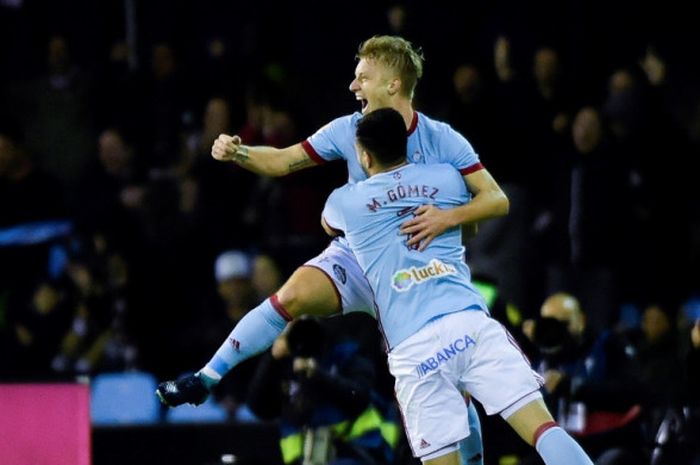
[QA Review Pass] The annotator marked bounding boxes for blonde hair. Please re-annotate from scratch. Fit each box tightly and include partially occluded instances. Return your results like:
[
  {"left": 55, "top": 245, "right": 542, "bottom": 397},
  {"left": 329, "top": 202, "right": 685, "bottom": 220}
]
[{"left": 357, "top": 35, "right": 424, "bottom": 98}]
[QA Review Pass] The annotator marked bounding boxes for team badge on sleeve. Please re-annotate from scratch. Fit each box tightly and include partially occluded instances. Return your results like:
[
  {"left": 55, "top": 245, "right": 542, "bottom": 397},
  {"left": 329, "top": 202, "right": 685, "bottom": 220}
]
[{"left": 333, "top": 264, "right": 347, "bottom": 284}]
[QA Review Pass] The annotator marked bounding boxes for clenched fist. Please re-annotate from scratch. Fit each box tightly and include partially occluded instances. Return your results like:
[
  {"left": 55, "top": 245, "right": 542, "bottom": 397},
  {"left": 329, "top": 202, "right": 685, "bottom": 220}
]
[{"left": 211, "top": 134, "right": 242, "bottom": 161}]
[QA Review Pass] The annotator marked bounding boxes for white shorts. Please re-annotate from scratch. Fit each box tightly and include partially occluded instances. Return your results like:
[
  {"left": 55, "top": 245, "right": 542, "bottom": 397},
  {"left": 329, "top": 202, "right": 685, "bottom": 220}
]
[
  {"left": 388, "top": 311, "right": 544, "bottom": 458},
  {"left": 303, "top": 238, "right": 376, "bottom": 317}
]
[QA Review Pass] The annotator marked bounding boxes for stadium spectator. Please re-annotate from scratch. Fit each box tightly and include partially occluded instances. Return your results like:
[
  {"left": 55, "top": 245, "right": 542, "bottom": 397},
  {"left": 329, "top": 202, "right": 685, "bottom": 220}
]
[
  {"left": 5, "top": 279, "right": 73, "bottom": 377},
  {"left": 19, "top": 35, "right": 95, "bottom": 209},
  {"left": 564, "top": 106, "right": 637, "bottom": 331},
  {"left": 251, "top": 253, "right": 284, "bottom": 303},
  {"left": 0, "top": 125, "right": 66, "bottom": 227},
  {"left": 523, "top": 293, "right": 642, "bottom": 421}
]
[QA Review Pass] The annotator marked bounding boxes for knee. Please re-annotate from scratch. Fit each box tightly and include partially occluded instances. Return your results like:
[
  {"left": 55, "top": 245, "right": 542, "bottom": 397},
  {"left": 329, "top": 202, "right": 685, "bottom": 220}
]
[
  {"left": 275, "top": 268, "right": 319, "bottom": 317},
  {"left": 276, "top": 283, "right": 307, "bottom": 316},
  {"left": 275, "top": 267, "right": 339, "bottom": 317}
]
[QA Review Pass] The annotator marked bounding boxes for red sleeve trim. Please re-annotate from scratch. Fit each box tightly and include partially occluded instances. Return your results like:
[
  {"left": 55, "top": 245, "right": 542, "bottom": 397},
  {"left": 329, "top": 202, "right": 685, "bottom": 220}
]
[
  {"left": 270, "top": 294, "right": 293, "bottom": 321},
  {"left": 301, "top": 140, "right": 326, "bottom": 165},
  {"left": 459, "top": 162, "right": 484, "bottom": 176},
  {"left": 533, "top": 421, "right": 558, "bottom": 445},
  {"left": 406, "top": 112, "right": 419, "bottom": 136}
]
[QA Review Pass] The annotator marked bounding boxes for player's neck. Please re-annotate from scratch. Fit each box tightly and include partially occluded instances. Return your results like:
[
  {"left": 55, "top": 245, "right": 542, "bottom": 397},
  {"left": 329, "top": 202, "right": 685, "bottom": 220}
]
[{"left": 391, "top": 99, "right": 415, "bottom": 129}]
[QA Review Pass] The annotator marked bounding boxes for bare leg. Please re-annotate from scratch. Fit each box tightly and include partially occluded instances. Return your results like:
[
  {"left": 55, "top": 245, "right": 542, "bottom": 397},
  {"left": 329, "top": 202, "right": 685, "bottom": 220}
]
[
  {"left": 425, "top": 450, "right": 460, "bottom": 465},
  {"left": 504, "top": 398, "right": 593, "bottom": 465},
  {"left": 276, "top": 266, "right": 341, "bottom": 318},
  {"left": 158, "top": 266, "right": 342, "bottom": 407},
  {"left": 504, "top": 398, "right": 555, "bottom": 445}
]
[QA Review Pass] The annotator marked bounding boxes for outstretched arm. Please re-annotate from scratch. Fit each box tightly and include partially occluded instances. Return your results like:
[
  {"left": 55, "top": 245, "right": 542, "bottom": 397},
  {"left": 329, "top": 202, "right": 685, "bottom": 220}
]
[
  {"left": 211, "top": 135, "right": 318, "bottom": 177},
  {"left": 400, "top": 168, "right": 509, "bottom": 250}
]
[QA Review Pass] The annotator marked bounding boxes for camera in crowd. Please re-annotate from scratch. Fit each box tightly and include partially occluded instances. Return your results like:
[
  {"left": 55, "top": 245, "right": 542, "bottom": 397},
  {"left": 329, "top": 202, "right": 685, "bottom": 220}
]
[
  {"left": 286, "top": 316, "right": 326, "bottom": 359},
  {"left": 533, "top": 317, "right": 577, "bottom": 363}
]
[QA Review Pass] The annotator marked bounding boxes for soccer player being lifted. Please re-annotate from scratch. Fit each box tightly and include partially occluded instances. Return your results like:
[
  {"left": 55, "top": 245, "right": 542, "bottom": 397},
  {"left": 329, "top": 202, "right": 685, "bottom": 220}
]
[{"left": 158, "top": 36, "right": 508, "bottom": 465}]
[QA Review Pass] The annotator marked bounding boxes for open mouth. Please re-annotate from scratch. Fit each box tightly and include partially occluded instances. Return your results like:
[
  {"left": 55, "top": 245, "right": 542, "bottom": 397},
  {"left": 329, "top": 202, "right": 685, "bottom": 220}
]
[{"left": 355, "top": 94, "right": 368, "bottom": 112}]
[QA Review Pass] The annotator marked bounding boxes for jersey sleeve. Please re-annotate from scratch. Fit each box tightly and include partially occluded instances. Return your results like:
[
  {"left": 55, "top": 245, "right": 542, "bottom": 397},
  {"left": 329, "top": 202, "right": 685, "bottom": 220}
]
[
  {"left": 322, "top": 188, "right": 348, "bottom": 235},
  {"left": 440, "top": 125, "right": 484, "bottom": 176},
  {"left": 302, "top": 115, "right": 354, "bottom": 163}
]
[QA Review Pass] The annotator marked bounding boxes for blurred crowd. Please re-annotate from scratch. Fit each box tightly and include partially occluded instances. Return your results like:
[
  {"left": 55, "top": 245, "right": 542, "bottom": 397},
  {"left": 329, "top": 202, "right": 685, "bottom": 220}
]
[{"left": 1, "top": 1, "right": 700, "bottom": 464}]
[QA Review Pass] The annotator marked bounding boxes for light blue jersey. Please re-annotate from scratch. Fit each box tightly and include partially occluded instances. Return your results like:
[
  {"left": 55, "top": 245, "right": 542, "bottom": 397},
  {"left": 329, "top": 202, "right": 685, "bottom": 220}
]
[
  {"left": 323, "top": 163, "right": 488, "bottom": 349},
  {"left": 302, "top": 112, "right": 483, "bottom": 184}
]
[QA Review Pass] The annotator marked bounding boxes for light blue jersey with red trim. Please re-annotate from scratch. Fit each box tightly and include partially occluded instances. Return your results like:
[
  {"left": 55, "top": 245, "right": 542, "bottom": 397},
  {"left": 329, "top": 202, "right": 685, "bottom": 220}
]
[
  {"left": 303, "top": 112, "right": 483, "bottom": 184},
  {"left": 322, "top": 163, "right": 488, "bottom": 349}
]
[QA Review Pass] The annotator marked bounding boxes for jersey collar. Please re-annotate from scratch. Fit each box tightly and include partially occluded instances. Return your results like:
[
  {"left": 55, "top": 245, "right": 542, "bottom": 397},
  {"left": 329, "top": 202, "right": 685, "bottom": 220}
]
[{"left": 407, "top": 111, "right": 418, "bottom": 136}]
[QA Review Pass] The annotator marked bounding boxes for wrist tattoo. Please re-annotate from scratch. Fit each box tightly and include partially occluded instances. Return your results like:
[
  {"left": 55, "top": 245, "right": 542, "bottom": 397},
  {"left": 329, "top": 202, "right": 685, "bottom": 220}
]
[{"left": 233, "top": 146, "right": 250, "bottom": 163}]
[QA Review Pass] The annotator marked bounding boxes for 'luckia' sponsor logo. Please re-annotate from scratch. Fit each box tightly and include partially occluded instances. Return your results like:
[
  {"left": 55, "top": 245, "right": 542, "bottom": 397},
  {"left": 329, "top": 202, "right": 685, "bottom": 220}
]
[{"left": 391, "top": 259, "right": 457, "bottom": 292}]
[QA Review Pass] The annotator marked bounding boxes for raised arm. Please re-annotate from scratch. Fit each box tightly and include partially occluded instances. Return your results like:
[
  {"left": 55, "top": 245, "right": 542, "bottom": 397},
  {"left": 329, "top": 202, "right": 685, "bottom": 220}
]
[
  {"left": 400, "top": 168, "right": 509, "bottom": 250},
  {"left": 211, "top": 134, "right": 318, "bottom": 177}
]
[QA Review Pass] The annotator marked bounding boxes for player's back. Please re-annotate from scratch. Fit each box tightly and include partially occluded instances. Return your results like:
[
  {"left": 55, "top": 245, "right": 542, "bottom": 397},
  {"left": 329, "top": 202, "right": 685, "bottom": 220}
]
[{"left": 323, "top": 163, "right": 487, "bottom": 349}]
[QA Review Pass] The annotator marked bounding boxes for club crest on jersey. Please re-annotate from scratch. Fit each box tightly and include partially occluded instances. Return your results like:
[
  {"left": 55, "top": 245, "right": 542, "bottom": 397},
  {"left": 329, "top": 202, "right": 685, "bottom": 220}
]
[
  {"left": 391, "top": 259, "right": 457, "bottom": 292},
  {"left": 333, "top": 264, "right": 347, "bottom": 285},
  {"left": 412, "top": 150, "right": 422, "bottom": 162}
]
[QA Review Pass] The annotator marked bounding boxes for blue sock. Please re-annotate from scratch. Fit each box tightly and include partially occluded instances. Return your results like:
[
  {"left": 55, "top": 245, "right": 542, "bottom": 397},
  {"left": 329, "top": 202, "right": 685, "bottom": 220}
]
[
  {"left": 459, "top": 399, "right": 483, "bottom": 465},
  {"left": 535, "top": 426, "right": 593, "bottom": 465},
  {"left": 198, "top": 297, "right": 290, "bottom": 388}
]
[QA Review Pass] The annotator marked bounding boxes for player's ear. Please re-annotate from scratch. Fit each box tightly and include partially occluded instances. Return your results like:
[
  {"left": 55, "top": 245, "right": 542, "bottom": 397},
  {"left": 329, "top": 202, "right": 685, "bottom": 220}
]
[
  {"left": 361, "top": 149, "right": 372, "bottom": 168},
  {"left": 387, "top": 77, "right": 401, "bottom": 96}
]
